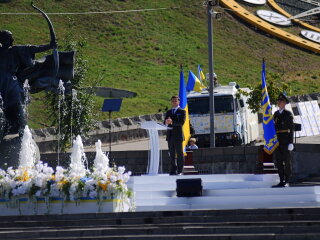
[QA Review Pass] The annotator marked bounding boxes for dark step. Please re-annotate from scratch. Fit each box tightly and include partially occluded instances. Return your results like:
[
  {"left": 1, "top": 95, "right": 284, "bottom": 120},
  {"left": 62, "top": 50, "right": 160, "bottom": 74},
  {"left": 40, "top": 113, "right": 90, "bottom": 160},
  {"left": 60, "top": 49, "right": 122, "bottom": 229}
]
[
  {"left": 183, "top": 166, "right": 198, "bottom": 175},
  {"left": 12, "top": 233, "right": 320, "bottom": 240},
  {"left": 3, "top": 213, "right": 320, "bottom": 228},
  {"left": 2, "top": 223, "right": 320, "bottom": 239},
  {"left": 263, "top": 170, "right": 277, "bottom": 172},
  {"left": 2, "top": 208, "right": 320, "bottom": 240},
  {"left": 2, "top": 220, "right": 320, "bottom": 230},
  {"left": 2, "top": 207, "right": 320, "bottom": 222}
]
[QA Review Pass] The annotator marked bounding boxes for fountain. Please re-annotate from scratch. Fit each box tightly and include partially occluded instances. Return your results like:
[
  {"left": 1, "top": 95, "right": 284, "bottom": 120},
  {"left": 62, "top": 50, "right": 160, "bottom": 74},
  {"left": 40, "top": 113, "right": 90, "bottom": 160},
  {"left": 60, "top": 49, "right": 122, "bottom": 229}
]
[
  {"left": 69, "top": 135, "right": 87, "bottom": 179},
  {"left": 23, "top": 79, "right": 31, "bottom": 121},
  {"left": 0, "top": 127, "right": 40, "bottom": 170},
  {"left": 18, "top": 126, "right": 39, "bottom": 169},
  {"left": 57, "top": 80, "right": 66, "bottom": 165},
  {"left": 93, "top": 140, "right": 110, "bottom": 173},
  {"left": 71, "top": 89, "right": 77, "bottom": 143},
  {"left": 0, "top": 94, "right": 4, "bottom": 142}
]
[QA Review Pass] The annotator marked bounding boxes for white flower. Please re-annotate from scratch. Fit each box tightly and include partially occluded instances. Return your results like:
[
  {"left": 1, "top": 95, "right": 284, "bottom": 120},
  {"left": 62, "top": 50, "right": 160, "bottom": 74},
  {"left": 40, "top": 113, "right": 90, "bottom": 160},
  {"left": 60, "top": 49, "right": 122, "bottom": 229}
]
[
  {"left": 118, "top": 166, "right": 125, "bottom": 174},
  {"left": 7, "top": 167, "right": 15, "bottom": 176},
  {"left": 110, "top": 175, "right": 117, "bottom": 183},
  {"left": 89, "top": 191, "right": 97, "bottom": 199},
  {"left": 34, "top": 177, "right": 43, "bottom": 188},
  {"left": 122, "top": 173, "right": 131, "bottom": 183},
  {"left": 9, "top": 180, "right": 17, "bottom": 189}
]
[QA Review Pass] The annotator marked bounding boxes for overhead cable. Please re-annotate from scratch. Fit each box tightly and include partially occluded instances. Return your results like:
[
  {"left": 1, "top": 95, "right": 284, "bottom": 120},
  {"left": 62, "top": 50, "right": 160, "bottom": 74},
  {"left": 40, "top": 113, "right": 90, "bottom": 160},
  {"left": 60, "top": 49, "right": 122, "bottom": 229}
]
[{"left": 0, "top": 6, "right": 181, "bottom": 15}]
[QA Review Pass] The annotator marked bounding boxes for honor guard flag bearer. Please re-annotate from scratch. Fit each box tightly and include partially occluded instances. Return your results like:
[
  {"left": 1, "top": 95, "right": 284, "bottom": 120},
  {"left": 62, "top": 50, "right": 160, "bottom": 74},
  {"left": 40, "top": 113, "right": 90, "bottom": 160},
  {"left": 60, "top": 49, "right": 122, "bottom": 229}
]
[
  {"left": 261, "top": 60, "right": 279, "bottom": 154},
  {"left": 179, "top": 68, "right": 191, "bottom": 153}
]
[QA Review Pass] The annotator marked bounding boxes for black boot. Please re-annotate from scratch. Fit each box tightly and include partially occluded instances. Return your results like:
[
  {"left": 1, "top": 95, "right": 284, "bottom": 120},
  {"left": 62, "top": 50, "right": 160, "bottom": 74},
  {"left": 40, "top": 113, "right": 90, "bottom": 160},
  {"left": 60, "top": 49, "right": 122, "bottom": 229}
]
[{"left": 272, "top": 182, "right": 286, "bottom": 188}]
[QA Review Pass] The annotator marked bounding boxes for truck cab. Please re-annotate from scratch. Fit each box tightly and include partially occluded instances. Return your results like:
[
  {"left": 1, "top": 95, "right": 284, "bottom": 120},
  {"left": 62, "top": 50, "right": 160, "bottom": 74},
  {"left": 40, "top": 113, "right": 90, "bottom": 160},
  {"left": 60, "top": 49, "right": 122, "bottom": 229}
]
[{"left": 187, "top": 82, "right": 259, "bottom": 148}]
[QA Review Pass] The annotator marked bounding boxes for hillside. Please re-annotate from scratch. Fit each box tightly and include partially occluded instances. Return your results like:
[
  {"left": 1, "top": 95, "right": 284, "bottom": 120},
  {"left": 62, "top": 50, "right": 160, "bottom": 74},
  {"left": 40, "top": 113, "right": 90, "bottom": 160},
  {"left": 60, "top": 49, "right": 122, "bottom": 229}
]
[{"left": 0, "top": 0, "right": 319, "bottom": 129}]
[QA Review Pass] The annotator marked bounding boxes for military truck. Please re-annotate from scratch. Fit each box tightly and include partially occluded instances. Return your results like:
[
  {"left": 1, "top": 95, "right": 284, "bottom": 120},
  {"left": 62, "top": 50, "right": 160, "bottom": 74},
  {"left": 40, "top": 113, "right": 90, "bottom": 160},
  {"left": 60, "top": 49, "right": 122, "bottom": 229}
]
[{"left": 187, "top": 82, "right": 259, "bottom": 148}]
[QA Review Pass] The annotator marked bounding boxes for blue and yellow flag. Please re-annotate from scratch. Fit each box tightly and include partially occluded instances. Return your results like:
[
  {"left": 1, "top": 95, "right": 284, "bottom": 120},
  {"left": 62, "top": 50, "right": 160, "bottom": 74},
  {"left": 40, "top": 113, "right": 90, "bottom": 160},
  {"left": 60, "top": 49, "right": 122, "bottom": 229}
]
[
  {"left": 197, "top": 65, "right": 206, "bottom": 83},
  {"left": 179, "top": 69, "right": 191, "bottom": 153},
  {"left": 261, "top": 60, "right": 279, "bottom": 154},
  {"left": 186, "top": 70, "right": 205, "bottom": 93}
]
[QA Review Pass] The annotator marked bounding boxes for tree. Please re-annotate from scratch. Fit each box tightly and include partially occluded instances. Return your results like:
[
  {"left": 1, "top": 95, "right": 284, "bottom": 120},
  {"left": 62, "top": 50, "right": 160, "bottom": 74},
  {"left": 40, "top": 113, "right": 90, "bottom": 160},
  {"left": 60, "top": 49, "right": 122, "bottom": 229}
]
[
  {"left": 45, "top": 20, "right": 98, "bottom": 152},
  {"left": 237, "top": 72, "right": 290, "bottom": 113}
]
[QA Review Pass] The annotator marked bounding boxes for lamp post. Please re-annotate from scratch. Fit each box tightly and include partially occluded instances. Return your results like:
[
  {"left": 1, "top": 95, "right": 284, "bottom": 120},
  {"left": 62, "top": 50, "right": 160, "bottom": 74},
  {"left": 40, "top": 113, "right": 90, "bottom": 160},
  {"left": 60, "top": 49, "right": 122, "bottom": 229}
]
[{"left": 207, "top": 0, "right": 216, "bottom": 148}]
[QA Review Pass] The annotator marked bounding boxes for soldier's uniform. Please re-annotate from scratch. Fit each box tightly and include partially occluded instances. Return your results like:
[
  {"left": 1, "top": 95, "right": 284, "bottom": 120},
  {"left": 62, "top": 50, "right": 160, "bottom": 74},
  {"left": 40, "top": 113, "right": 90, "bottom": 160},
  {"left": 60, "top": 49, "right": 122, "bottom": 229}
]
[{"left": 273, "top": 94, "right": 294, "bottom": 187}]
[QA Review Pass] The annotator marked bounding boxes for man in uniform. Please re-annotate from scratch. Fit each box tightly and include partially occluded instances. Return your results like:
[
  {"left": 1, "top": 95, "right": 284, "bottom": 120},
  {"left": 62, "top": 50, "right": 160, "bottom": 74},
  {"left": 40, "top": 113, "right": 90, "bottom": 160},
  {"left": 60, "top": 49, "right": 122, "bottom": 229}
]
[
  {"left": 164, "top": 95, "right": 186, "bottom": 175},
  {"left": 272, "top": 93, "right": 294, "bottom": 187}
]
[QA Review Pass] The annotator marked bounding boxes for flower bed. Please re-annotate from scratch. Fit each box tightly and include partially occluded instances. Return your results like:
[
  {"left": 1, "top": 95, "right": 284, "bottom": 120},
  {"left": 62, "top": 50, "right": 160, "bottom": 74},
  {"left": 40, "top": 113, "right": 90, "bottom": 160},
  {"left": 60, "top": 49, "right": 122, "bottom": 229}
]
[{"left": 0, "top": 160, "right": 134, "bottom": 215}]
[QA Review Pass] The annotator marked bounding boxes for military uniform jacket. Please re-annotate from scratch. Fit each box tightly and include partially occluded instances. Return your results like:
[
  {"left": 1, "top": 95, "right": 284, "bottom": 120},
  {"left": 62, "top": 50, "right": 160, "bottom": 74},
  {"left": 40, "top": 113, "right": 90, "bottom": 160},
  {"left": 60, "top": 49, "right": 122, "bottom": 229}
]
[
  {"left": 164, "top": 107, "right": 186, "bottom": 142},
  {"left": 273, "top": 109, "right": 294, "bottom": 145}
]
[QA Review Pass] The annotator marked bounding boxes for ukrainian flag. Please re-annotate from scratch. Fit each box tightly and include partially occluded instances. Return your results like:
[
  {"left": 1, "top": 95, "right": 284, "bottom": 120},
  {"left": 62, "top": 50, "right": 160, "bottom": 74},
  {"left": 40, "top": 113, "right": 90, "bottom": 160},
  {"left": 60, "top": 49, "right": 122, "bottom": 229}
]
[
  {"left": 179, "top": 68, "right": 191, "bottom": 153},
  {"left": 197, "top": 65, "right": 206, "bottom": 83},
  {"left": 186, "top": 70, "right": 205, "bottom": 93},
  {"left": 262, "top": 60, "right": 279, "bottom": 154}
]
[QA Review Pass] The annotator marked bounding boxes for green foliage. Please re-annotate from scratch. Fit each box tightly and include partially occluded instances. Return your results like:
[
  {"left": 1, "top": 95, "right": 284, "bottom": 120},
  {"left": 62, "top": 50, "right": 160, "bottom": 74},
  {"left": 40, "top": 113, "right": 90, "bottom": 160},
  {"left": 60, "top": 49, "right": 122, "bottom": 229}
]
[
  {"left": 238, "top": 72, "right": 290, "bottom": 113},
  {"left": 0, "top": 1, "right": 318, "bottom": 128},
  {"left": 29, "top": 184, "right": 40, "bottom": 198},
  {"left": 44, "top": 20, "right": 97, "bottom": 152},
  {"left": 61, "top": 180, "right": 71, "bottom": 199}
]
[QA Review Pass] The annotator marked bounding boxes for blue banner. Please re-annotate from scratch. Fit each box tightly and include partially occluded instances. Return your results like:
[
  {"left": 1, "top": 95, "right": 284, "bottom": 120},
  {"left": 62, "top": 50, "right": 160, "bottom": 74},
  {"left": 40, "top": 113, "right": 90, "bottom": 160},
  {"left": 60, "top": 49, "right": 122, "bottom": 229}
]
[{"left": 261, "top": 60, "right": 279, "bottom": 154}]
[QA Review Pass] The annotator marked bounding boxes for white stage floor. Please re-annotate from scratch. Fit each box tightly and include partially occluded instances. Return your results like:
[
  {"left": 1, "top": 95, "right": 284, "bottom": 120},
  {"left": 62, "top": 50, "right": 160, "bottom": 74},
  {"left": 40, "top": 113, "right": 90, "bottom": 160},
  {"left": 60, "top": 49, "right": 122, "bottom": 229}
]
[{"left": 127, "top": 174, "right": 320, "bottom": 212}]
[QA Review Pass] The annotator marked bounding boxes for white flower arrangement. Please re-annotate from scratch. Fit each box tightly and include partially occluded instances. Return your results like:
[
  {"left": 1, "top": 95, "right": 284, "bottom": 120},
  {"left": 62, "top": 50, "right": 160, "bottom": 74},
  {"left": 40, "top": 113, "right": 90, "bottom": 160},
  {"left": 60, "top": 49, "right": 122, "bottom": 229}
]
[
  {"left": 0, "top": 138, "right": 134, "bottom": 213},
  {"left": 0, "top": 161, "right": 133, "bottom": 210}
]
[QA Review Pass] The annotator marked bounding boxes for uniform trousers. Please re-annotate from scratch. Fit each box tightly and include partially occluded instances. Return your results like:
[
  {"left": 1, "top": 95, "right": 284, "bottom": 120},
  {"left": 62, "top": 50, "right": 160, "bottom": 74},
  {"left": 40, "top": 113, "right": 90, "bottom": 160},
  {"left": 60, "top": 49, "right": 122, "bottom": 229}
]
[{"left": 274, "top": 143, "right": 292, "bottom": 183}]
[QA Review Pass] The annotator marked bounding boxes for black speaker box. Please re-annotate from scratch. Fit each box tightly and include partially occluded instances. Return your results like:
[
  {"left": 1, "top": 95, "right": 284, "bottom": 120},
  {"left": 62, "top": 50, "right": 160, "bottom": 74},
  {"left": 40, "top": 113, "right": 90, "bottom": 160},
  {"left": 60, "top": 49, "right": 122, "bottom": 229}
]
[{"left": 176, "top": 178, "right": 203, "bottom": 197}]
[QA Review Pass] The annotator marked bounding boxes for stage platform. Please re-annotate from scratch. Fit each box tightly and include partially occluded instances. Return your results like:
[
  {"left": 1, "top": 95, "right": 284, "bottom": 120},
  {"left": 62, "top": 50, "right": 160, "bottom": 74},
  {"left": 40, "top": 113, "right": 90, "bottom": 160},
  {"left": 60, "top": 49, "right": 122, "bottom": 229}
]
[{"left": 127, "top": 174, "right": 320, "bottom": 212}]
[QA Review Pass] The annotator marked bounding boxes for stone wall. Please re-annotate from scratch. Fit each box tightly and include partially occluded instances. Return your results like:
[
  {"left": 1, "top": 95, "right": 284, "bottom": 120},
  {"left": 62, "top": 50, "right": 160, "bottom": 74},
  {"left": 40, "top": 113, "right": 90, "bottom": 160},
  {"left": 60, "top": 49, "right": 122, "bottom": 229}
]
[
  {"left": 192, "top": 146, "right": 261, "bottom": 174},
  {"left": 291, "top": 144, "right": 320, "bottom": 182},
  {"left": 40, "top": 150, "right": 171, "bottom": 175},
  {"left": 40, "top": 146, "right": 260, "bottom": 175},
  {"left": 35, "top": 144, "right": 320, "bottom": 181}
]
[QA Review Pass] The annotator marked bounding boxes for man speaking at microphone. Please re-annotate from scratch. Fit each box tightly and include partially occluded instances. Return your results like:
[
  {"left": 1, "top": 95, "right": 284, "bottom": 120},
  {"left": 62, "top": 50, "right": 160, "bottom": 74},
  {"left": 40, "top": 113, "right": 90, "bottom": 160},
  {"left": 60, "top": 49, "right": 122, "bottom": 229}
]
[{"left": 164, "top": 96, "right": 186, "bottom": 175}]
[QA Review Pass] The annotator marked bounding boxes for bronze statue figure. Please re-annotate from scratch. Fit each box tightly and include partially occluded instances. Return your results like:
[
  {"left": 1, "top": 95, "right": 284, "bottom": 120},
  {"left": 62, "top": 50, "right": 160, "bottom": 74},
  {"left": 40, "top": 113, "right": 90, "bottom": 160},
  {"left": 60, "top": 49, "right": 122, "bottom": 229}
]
[{"left": 0, "top": 3, "right": 75, "bottom": 142}]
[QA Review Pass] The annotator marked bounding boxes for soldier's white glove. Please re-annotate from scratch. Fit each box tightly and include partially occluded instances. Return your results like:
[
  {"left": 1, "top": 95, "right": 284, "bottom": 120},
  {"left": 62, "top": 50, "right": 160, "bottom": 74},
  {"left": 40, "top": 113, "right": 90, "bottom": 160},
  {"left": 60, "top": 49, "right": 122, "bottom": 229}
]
[{"left": 288, "top": 143, "right": 294, "bottom": 151}]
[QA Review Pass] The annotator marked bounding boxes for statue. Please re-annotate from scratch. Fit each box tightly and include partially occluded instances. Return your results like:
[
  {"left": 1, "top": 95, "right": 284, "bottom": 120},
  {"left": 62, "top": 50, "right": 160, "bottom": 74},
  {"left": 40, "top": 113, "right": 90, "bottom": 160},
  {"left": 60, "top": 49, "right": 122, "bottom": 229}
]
[{"left": 0, "top": 3, "right": 75, "bottom": 142}]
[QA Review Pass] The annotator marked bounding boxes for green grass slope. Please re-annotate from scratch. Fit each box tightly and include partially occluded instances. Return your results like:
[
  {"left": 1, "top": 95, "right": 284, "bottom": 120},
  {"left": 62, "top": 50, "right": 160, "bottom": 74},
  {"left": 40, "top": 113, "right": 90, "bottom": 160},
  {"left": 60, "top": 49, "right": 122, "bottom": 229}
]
[{"left": 0, "top": 0, "right": 319, "bottom": 129}]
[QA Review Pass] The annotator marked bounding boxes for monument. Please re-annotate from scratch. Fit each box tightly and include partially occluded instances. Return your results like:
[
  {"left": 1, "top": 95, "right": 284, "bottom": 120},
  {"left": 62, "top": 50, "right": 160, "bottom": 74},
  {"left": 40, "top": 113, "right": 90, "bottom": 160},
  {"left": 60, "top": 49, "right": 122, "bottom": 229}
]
[
  {"left": 0, "top": 3, "right": 75, "bottom": 142},
  {"left": 0, "top": 3, "right": 134, "bottom": 215},
  {"left": 0, "top": 3, "right": 75, "bottom": 166}
]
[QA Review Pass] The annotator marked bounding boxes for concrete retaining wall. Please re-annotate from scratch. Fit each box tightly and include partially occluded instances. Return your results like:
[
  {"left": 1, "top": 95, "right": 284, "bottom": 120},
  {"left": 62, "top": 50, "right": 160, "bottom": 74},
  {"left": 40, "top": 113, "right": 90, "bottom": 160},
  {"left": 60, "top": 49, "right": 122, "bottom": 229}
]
[
  {"left": 192, "top": 146, "right": 261, "bottom": 174},
  {"left": 39, "top": 144, "right": 320, "bottom": 181},
  {"left": 291, "top": 144, "right": 320, "bottom": 182},
  {"left": 40, "top": 150, "right": 171, "bottom": 175},
  {"left": 40, "top": 146, "right": 260, "bottom": 175}
]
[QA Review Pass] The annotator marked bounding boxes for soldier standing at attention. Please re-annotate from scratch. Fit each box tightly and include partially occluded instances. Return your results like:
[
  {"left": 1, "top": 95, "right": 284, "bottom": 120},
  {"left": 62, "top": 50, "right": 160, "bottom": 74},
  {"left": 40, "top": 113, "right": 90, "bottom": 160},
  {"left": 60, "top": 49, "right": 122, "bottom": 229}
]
[{"left": 272, "top": 93, "right": 294, "bottom": 188}]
